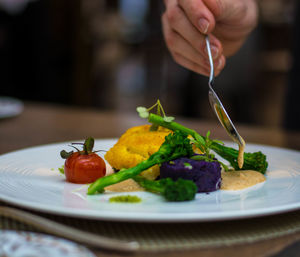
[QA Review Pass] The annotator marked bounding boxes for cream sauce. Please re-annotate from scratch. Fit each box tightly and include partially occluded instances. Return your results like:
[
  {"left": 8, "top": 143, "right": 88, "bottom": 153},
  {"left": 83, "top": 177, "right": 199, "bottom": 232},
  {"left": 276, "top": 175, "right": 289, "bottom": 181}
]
[
  {"left": 105, "top": 179, "right": 144, "bottom": 192},
  {"left": 237, "top": 137, "right": 245, "bottom": 169},
  {"left": 221, "top": 170, "right": 266, "bottom": 190}
]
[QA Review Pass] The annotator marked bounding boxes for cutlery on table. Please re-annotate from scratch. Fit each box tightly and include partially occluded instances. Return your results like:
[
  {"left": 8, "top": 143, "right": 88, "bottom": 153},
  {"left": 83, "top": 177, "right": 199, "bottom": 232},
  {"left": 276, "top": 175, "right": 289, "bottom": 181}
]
[{"left": 0, "top": 206, "right": 139, "bottom": 252}]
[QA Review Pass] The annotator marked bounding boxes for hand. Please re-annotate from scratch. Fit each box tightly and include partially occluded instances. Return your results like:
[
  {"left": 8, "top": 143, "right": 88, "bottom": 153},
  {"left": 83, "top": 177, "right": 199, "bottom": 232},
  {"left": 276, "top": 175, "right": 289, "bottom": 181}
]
[{"left": 162, "top": 0, "right": 258, "bottom": 76}]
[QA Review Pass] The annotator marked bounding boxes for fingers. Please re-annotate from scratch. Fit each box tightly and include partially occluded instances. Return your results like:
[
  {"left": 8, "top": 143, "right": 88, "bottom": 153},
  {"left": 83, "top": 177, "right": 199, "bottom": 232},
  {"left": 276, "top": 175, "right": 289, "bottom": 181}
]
[
  {"left": 172, "top": 52, "right": 210, "bottom": 76},
  {"left": 164, "top": 0, "right": 222, "bottom": 60},
  {"left": 162, "top": 0, "right": 225, "bottom": 76},
  {"left": 162, "top": 0, "right": 257, "bottom": 76},
  {"left": 162, "top": 14, "right": 225, "bottom": 75},
  {"left": 171, "top": 52, "right": 225, "bottom": 77},
  {"left": 177, "top": 0, "right": 248, "bottom": 31},
  {"left": 177, "top": 0, "right": 217, "bottom": 34}
]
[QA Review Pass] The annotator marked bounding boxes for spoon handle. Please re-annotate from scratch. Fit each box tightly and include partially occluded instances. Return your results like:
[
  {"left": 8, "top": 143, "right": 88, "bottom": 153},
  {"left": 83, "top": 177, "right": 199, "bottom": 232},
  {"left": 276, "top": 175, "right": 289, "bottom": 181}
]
[{"left": 205, "top": 36, "right": 214, "bottom": 86}]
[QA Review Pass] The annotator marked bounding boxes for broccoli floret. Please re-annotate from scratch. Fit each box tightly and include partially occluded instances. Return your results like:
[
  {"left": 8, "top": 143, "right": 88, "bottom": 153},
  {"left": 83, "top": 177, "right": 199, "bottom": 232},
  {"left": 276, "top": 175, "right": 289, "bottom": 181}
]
[
  {"left": 87, "top": 130, "right": 194, "bottom": 195},
  {"left": 148, "top": 113, "right": 268, "bottom": 174},
  {"left": 133, "top": 176, "right": 197, "bottom": 201}
]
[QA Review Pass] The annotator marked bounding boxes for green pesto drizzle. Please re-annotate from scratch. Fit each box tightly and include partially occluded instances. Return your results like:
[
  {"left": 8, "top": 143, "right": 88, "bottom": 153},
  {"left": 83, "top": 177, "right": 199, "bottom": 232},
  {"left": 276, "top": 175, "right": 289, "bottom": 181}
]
[
  {"left": 58, "top": 165, "right": 65, "bottom": 174},
  {"left": 109, "top": 195, "right": 142, "bottom": 203}
]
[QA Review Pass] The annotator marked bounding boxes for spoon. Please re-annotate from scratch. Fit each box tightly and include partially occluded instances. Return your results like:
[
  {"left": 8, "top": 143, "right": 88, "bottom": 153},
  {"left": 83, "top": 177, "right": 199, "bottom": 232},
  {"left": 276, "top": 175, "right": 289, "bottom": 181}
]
[{"left": 205, "top": 35, "right": 245, "bottom": 168}]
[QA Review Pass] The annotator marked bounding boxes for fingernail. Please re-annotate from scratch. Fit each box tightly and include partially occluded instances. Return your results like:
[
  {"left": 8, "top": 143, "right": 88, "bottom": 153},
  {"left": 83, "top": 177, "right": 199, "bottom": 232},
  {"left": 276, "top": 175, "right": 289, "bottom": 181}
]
[
  {"left": 211, "top": 45, "right": 219, "bottom": 59},
  {"left": 217, "top": 58, "right": 223, "bottom": 69},
  {"left": 198, "top": 18, "right": 209, "bottom": 34}
]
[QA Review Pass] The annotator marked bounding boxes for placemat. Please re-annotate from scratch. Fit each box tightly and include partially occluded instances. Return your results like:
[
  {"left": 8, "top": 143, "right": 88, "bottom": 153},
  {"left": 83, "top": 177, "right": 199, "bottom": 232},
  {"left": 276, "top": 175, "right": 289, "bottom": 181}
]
[{"left": 1, "top": 202, "right": 300, "bottom": 252}]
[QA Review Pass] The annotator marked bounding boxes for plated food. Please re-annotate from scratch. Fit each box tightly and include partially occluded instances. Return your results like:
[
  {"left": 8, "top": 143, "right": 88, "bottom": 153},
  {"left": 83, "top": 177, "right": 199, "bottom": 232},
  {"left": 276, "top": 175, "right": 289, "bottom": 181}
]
[
  {"left": 103, "top": 125, "right": 266, "bottom": 194},
  {"left": 60, "top": 101, "right": 268, "bottom": 202},
  {"left": 57, "top": 101, "right": 268, "bottom": 201},
  {"left": 89, "top": 101, "right": 267, "bottom": 199}
]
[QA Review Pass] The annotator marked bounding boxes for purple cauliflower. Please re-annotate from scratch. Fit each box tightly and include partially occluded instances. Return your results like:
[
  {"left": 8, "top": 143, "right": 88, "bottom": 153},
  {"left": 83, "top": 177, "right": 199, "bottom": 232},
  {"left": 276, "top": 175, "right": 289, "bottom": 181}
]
[{"left": 160, "top": 157, "right": 221, "bottom": 193}]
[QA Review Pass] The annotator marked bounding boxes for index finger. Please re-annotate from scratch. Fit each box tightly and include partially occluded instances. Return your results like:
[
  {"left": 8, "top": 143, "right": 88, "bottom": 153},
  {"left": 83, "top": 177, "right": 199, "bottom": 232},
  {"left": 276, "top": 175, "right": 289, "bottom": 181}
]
[{"left": 178, "top": 0, "right": 218, "bottom": 34}]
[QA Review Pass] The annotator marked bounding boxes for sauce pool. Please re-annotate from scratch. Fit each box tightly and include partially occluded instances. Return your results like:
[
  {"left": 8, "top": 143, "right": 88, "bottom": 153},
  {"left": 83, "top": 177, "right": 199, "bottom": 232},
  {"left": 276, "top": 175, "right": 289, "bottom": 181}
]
[{"left": 221, "top": 170, "right": 266, "bottom": 190}]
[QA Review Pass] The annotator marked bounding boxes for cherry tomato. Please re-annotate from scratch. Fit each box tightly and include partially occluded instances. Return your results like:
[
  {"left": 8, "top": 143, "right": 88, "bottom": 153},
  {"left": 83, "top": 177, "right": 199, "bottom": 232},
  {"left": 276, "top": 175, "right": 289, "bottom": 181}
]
[{"left": 64, "top": 152, "right": 106, "bottom": 184}]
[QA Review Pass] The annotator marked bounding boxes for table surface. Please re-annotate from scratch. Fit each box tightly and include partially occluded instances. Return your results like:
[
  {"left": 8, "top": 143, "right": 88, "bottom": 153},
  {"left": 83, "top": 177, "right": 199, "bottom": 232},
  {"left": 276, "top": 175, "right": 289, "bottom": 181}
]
[{"left": 1, "top": 101, "right": 300, "bottom": 257}]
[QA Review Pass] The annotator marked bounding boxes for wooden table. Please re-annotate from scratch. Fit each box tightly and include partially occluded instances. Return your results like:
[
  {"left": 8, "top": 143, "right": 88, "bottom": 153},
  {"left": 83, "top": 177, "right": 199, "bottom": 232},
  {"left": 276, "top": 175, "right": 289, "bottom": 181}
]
[{"left": 1, "top": 101, "right": 300, "bottom": 257}]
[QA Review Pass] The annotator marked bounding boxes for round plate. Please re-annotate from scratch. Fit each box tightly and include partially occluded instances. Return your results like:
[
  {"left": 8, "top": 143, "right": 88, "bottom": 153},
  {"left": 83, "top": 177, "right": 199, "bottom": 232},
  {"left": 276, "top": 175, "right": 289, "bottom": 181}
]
[
  {"left": 0, "top": 230, "right": 95, "bottom": 257},
  {"left": 0, "top": 139, "right": 300, "bottom": 222}
]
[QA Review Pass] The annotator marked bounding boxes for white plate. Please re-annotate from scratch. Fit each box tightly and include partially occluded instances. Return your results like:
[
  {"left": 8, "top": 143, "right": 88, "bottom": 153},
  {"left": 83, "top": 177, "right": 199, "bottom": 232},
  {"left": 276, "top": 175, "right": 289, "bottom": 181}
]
[
  {"left": 0, "top": 139, "right": 300, "bottom": 222},
  {"left": 0, "top": 96, "right": 23, "bottom": 119},
  {"left": 0, "top": 230, "right": 95, "bottom": 257}
]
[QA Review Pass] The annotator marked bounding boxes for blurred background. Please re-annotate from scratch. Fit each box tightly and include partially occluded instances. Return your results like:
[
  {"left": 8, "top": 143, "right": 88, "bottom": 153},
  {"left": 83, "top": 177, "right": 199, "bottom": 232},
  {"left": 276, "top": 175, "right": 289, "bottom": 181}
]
[{"left": 0, "top": 0, "right": 297, "bottom": 128}]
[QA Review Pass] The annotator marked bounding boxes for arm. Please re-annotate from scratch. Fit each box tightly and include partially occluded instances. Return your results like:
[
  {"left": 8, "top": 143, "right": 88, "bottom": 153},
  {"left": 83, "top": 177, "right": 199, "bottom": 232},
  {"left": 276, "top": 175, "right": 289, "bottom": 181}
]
[{"left": 162, "top": 0, "right": 258, "bottom": 76}]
